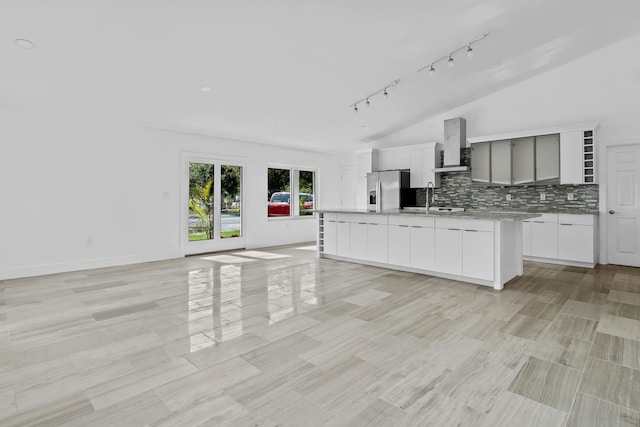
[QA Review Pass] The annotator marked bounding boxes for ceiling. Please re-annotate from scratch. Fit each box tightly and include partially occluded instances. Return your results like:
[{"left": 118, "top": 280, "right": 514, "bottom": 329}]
[{"left": 2, "top": 1, "right": 640, "bottom": 153}]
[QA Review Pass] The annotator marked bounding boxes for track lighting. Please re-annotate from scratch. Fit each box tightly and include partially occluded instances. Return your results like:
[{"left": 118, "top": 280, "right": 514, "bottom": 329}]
[
  {"left": 417, "top": 32, "right": 489, "bottom": 74},
  {"left": 350, "top": 79, "right": 400, "bottom": 113}
]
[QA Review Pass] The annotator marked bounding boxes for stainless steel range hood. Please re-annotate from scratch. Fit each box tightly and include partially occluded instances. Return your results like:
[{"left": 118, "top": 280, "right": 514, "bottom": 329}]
[{"left": 433, "top": 117, "right": 470, "bottom": 173}]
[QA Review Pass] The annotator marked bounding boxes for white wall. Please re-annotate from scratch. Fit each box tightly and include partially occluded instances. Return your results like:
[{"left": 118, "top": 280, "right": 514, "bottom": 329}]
[{"left": 0, "top": 107, "right": 341, "bottom": 280}]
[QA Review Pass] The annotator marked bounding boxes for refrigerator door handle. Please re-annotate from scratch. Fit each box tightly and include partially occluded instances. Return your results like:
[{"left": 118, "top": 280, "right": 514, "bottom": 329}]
[{"left": 376, "top": 181, "right": 381, "bottom": 213}]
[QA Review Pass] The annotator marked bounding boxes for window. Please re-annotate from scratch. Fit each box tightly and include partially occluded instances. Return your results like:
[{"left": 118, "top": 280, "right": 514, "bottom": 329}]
[{"left": 268, "top": 168, "right": 315, "bottom": 217}]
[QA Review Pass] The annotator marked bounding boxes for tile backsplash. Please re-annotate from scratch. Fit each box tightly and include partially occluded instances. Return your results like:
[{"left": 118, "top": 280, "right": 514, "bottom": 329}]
[{"left": 412, "top": 148, "right": 599, "bottom": 212}]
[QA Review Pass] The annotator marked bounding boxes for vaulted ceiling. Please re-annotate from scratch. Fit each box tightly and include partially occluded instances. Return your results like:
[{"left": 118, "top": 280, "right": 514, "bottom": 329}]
[{"left": 2, "top": 0, "right": 640, "bottom": 153}]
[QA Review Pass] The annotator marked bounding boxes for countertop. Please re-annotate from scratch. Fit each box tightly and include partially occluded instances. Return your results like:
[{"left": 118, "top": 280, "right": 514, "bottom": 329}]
[{"left": 316, "top": 208, "right": 541, "bottom": 221}]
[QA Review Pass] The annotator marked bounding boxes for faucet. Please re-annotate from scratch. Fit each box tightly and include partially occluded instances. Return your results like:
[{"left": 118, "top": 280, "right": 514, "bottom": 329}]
[{"left": 426, "top": 181, "right": 434, "bottom": 211}]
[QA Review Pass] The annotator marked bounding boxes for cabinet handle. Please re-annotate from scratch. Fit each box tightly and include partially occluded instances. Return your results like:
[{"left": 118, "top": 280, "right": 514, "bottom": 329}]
[
  {"left": 448, "top": 228, "right": 461, "bottom": 231},
  {"left": 559, "top": 223, "right": 572, "bottom": 226},
  {"left": 533, "top": 221, "right": 545, "bottom": 223},
  {"left": 465, "top": 229, "right": 478, "bottom": 232},
  {"left": 398, "top": 225, "right": 409, "bottom": 228},
  {"left": 358, "top": 222, "right": 367, "bottom": 225}
]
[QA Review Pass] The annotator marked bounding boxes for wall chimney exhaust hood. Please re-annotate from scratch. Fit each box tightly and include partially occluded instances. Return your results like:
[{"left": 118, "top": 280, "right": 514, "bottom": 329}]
[{"left": 433, "top": 117, "right": 470, "bottom": 173}]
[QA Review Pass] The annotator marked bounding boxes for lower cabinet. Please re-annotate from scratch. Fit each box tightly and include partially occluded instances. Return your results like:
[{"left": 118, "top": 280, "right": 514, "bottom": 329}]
[
  {"left": 388, "top": 224, "right": 411, "bottom": 267},
  {"left": 462, "top": 230, "right": 494, "bottom": 281},
  {"left": 323, "top": 219, "right": 337, "bottom": 255},
  {"left": 349, "top": 222, "right": 368, "bottom": 260},
  {"left": 531, "top": 220, "right": 559, "bottom": 259},
  {"left": 367, "top": 223, "right": 388, "bottom": 264},
  {"left": 336, "top": 220, "right": 350, "bottom": 257},
  {"left": 522, "top": 213, "right": 596, "bottom": 266},
  {"left": 410, "top": 226, "right": 435, "bottom": 270},
  {"left": 434, "top": 227, "right": 463, "bottom": 275}
]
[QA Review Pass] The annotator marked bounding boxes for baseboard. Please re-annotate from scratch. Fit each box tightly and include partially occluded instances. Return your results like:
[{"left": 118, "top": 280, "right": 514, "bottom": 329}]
[
  {"left": 522, "top": 255, "right": 595, "bottom": 269},
  {"left": 0, "top": 251, "right": 184, "bottom": 281}
]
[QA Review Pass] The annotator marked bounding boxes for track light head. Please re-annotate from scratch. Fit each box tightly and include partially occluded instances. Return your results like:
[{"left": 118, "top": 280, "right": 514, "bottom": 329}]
[
  {"left": 353, "top": 104, "right": 359, "bottom": 113},
  {"left": 448, "top": 55, "right": 454, "bottom": 67},
  {"left": 467, "top": 45, "right": 474, "bottom": 58},
  {"left": 366, "top": 98, "right": 370, "bottom": 106},
  {"left": 429, "top": 64, "right": 435, "bottom": 76},
  {"left": 383, "top": 89, "right": 388, "bottom": 97}
]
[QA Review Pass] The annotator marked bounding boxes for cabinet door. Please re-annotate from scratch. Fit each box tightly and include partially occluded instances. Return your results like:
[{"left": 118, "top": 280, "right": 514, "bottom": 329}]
[
  {"left": 336, "top": 221, "right": 351, "bottom": 257},
  {"left": 394, "top": 149, "right": 411, "bottom": 170},
  {"left": 410, "top": 226, "right": 436, "bottom": 270},
  {"left": 512, "top": 137, "right": 535, "bottom": 185},
  {"left": 434, "top": 227, "right": 463, "bottom": 275},
  {"left": 378, "top": 150, "right": 394, "bottom": 171},
  {"left": 522, "top": 221, "right": 532, "bottom": 256},
  {"left": 560, "top": 131, "right": 583, "bottom": 184},
  {"left": 491, "top": 140, "right": 512, "bottom": 185},
  {"left": 367, "top": 223, "right": 388, "bottom": 264},
  {"left": 388, "top": 225, "right": 411, "bottom": 267},
  {"left": 471, "top": 142, "right": 490, "bottom": 183},
  {"left": 356, "top": 151, "right": 373, "bottom": 177},
  {"left": 323, "top": 220, "right": 337, "bottom": 255},
  {"left": 536, "top": 134, "right": 560, "bottom": 184},
  {"left": 531, "top": 221, "right": 558, "bottom": 258},
  {"left": 463, "top": 230, "right": 494, "bottom": 281},
  {"left": 349, "top": 222, "right": 367, "bottom": 260},
  {"left": 423, "top": 145, "right": 440, "bottom": 188},
  {"left": 558, "top": 224, "right": 594, "bottom": 263},
  {"left": 409, "top": 148, "right": 423, "bottom": 188}
]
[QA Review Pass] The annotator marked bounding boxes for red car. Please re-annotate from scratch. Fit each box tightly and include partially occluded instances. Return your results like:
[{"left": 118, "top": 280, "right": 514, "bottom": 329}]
[{"left": 268, "top": 192, "right": 314, "bottom": 216}]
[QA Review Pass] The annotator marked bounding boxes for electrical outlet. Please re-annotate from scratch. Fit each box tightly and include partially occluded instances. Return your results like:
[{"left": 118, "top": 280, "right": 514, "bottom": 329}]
[
  {"left": 540, "top": 193, "right": 546, "bottom": 201},
  {"left": 505, "top": 194, "right": 512, "bottom": 201},
  {"left": 567, "top": 193, "right": 574, "bottom": 201},
  {"left": 433, "top": 194, "right": 438, "bottom": 201},
  {"left": 86, "top": 237, "right": 94, "bottom": 246}
]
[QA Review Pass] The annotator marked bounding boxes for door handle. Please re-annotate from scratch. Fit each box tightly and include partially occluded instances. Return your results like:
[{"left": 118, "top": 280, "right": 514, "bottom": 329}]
[{"left": 609, "top": 210, "right": 615, "bottom": 214}]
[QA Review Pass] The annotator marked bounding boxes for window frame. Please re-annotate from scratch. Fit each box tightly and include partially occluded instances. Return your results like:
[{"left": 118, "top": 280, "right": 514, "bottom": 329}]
[{"left": 267, "top": 165, "right": 317, "bottom": 219}]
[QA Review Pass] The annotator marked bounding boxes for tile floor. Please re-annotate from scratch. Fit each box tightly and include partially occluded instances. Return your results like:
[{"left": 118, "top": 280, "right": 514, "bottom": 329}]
[{"left": 1, "top": 244, "right": 639, "bottom": 426}]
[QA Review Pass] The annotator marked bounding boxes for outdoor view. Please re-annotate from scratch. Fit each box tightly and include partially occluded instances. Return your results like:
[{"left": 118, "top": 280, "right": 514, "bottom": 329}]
[
  {"left": 267, "top": 168, "right": 315, "bottom": 217},
  {"left": 189, "top": 162, "right": 242, "bottom": 241}
]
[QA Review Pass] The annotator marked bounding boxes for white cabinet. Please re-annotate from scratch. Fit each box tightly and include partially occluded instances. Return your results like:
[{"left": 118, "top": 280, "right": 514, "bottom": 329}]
[
  {"left": 394, "top": 150, "right": 410, "bottom": 170},
  {"left": 323, "top": 219, "right": 337, "bottom": 255},
  {"left": 336, "top": 220, "right": 350, "bottom": 257},
  {"left": 491, "top": 140, "right": 512, "bottom": 185},
  {"left": 410, "top": 226, "right": 435, "bottom": 270},
  {"left": 531, "top": 221, "right": 558, "bottom": 259},
  {"left": 522, "top": 220, "right": 532, "bottom": 256},
  {"left": 378, "top": 150, "right": 395, "bottom": 171},
  {"left": 560, "top": 130, "right": 597, "bottom": 184},
  {"left": 471, "top": 142, "right": 491, "bottom": 184},
  {"left": 512, "top": 137, "right": 535, "bottom": 185},
  {"left": 367, "top": 223, "right": 388, "bottom": 264},
  {"left": 435, "top": 227, "right": 463, "bottom": 275},
  {"left": 463, "top": 230, "right": 494, "bottom": 281},
  {"left": 410, "top": 148, "right": 423, "bottom": 187},
  {"left": 523, "top": 213, "right": 595, "bottom": 266},
  {"left": 558, "top": 214, "right": 595, "bottom": 263},
  {"left": 388, "top": 224, "right": 411, "bottom": 267},
  {"left": 349, "top": 221, "right": 368, "bottom": 260},
  {"left": 356, "top": 149, "right": 378, "bottom": 177}
]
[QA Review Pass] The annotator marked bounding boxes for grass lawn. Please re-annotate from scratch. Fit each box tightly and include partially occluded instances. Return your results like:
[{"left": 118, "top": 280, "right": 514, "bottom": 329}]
[{"left": 189, "top": 230, "right": 241, "bottom": 241}]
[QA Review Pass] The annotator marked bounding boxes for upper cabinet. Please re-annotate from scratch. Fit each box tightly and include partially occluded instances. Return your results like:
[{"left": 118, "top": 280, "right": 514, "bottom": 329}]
[
  {"left": 472, "top": 134, "right": 559, "bottom": 186},
  {"left": 376, "top": 143, "right": 442, "bottom": 188},
  {"left": 560, "top": 129, "right": 597, "bottom": 184},
  {"left": 470, "top": 124, "right": 597, "bottom": 186}
]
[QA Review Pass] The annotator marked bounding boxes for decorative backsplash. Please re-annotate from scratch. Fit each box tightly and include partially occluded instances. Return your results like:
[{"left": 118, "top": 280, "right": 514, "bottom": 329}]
[{"left": 413, "top": 148, "right": 599, "bottom": 212}]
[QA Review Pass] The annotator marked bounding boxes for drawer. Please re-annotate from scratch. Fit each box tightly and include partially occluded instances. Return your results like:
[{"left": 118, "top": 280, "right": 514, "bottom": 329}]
[
  {"left": 366, "top": 215, "right": 388, "bottom": 225},
  {"left": 323, "top": 213, "right": 337, "bottom": 221},
  {"left": 388, "top": 215, "right": 434, "bottom": 227},
  {"left": 435, "top": 217, "right": 494, "bottom": 232},
  {"left": 558, "top": 214, "right": 594, "bottom": 226},
  {"left": 530, "top": 213, "right": 558, "bottom": 223},
  {"left": 349, "top": 214, "right": 370, "bottom": 224},
  {"left": 336, "top": 213, "right": 351, "bottom": 222}
]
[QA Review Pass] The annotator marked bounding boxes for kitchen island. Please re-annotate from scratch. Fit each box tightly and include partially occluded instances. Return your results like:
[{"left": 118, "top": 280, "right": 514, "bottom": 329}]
[{"left": 317, "top": 209, "right": 540, "bottom": 290}]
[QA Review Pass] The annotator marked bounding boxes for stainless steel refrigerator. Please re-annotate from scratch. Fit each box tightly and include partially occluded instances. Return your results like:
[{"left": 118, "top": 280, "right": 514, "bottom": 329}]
[{"left": 366, "top": 170, "right": 411, "bottom": 211}]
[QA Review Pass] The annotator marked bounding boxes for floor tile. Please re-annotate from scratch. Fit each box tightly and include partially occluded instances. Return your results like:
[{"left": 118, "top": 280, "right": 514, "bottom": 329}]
[
  {"left": 508, "top": 356, "right": 582, "bottom": 412},
  {"left": 566, "top": 392, "right": 640, "bottom": 427},
  {"left": 579, "top": 357, "right": 640, "bottom": 412},
  {"left": 597, "top": 314, "right": 640, "bottom": 341},
  {"left": 590, "top": 332, "right": 640, "bottom": 371}
]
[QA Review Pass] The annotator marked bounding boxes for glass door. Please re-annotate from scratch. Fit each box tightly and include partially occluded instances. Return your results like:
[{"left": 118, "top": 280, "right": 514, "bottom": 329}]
[{"left": 184, "top": 156, "right": 244, "bottom": 255}]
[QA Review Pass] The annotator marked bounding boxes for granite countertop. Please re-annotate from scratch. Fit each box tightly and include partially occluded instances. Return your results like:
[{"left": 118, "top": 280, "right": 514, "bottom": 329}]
[{"left": 316, "top": 208, "right": 541, "bottom": 221}]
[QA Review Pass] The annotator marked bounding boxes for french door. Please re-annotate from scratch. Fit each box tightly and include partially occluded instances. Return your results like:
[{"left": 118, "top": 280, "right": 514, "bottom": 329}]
[{"left": 182, "top": 154, "right": 245, "bottom": 255}]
